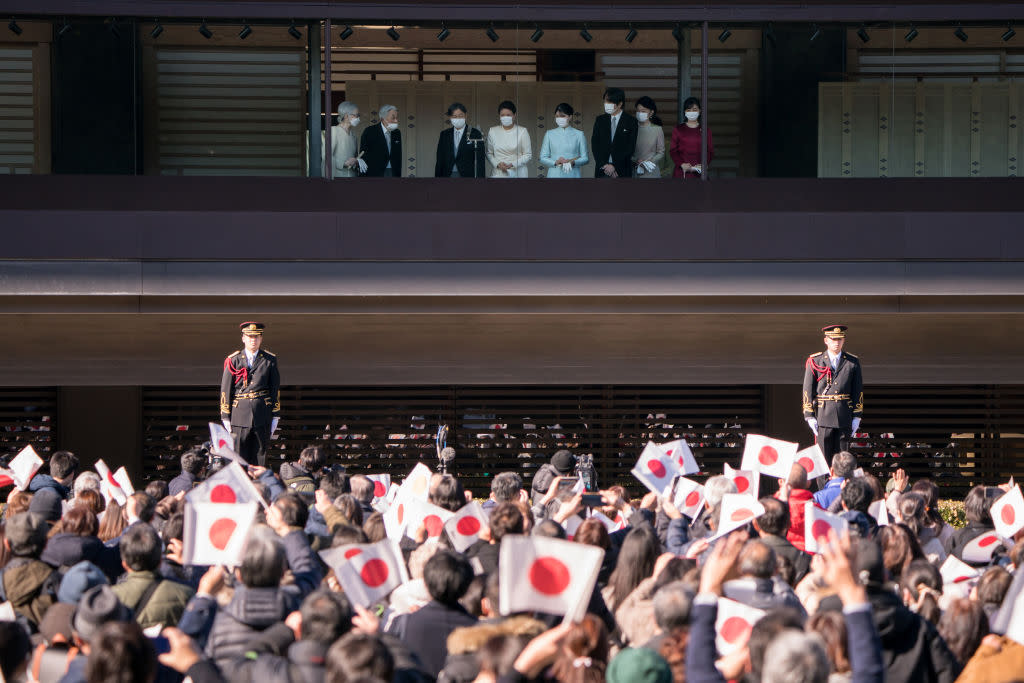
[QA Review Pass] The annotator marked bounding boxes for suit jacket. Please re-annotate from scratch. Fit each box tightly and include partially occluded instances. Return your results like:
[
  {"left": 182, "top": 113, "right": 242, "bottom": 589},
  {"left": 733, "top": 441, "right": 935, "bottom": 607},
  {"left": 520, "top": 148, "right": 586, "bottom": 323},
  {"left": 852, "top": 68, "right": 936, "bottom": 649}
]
[
  {"left": 802, "top": 350, "right": 864, "bottom": 429},
  {"left": 359, "top": 123, "right": 402, "bottom": 177},
  {"left": 591, "top": 111, "right": 639, "bottom": 177},
  {"left": 389, "top": 600, "right": 477, "bottom": 678},
  {"left": 434, "top": 126, "right": 485, "bottom": 178},
  {"left": 220, "top": 349, "right": 281, "bottom": 428}
]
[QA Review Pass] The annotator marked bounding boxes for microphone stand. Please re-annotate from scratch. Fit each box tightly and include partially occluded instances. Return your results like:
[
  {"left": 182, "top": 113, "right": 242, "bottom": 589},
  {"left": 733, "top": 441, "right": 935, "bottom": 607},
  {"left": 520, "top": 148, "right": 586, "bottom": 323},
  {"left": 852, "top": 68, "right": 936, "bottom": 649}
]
[{"left": 467, "top": 129, "right": 483, "bottom": 179}]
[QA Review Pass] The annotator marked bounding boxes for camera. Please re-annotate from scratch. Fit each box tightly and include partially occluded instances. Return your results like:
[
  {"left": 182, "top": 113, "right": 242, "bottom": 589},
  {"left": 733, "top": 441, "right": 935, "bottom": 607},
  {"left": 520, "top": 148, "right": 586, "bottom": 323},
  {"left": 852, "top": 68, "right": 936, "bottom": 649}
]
[{"left": 575, "top": 453, "right": 597, "bottom": 491}]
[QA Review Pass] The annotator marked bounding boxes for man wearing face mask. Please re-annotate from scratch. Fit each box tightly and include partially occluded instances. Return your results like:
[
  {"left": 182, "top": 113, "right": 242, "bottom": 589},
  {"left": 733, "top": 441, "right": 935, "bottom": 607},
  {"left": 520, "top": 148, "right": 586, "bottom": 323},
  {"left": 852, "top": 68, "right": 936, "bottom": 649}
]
[
  {"left": 590, "top": 87, "right": 638, "bottom": 178},
  {"left": 434, "top": 102, "right": 485, "bottom": 178},
  {"left": 359, "top": 104, "right": 402, "bottom": 177}
]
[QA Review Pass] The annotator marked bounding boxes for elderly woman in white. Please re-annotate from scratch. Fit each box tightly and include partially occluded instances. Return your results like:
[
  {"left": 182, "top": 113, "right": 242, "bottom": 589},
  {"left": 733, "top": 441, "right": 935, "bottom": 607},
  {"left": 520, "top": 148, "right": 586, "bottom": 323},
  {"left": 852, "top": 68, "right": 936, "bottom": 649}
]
[
  {"left": 330, "top": 101, "right": 363, "bottom": 177},
  {"left": 485, "top": 100, "right": 532, "bottom": 178}
]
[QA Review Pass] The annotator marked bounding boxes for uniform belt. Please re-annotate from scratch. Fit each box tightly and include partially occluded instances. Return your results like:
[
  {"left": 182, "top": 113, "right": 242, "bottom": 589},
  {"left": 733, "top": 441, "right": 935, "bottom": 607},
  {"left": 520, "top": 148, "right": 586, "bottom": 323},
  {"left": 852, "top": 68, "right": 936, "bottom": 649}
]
[
  {"left": 817, "top": 394, "right": 851, "bottom": 401},
  {"left": 235, "top": 391, "right": 269, "bottom": 399}
]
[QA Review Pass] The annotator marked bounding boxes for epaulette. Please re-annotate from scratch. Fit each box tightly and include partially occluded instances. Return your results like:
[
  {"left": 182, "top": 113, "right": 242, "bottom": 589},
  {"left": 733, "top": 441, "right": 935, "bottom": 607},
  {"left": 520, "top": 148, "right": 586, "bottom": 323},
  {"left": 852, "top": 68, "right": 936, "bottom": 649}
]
[
  {"left": 262, "top": 350, "right": 276, "bottom": 357},
  {"left": 228, "top": 351, "right": 240, "bottom": 358},
  {"left": 808, "top": 351, "right": 822, "bottom": 358},
  {"left": 845, "top": 352, "right": 858, "bottom": 359}
]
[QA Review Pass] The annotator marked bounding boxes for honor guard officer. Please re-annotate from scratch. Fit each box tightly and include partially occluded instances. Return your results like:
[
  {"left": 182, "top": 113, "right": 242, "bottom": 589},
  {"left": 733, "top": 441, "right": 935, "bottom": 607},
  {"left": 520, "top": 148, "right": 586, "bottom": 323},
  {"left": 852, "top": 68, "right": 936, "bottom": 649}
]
[
  {"left": 802, "top": 325, "right": 864, "bottom": 461},
  {"left": 220, "top": 322, "right": 281, "bottom": 465}
]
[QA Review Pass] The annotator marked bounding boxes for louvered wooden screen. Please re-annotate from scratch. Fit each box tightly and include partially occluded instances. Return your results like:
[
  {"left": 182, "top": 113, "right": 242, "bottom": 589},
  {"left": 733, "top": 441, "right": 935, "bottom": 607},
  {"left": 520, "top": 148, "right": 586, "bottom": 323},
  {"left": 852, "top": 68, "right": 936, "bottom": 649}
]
[
  {"left": 0, "top": 47, "right": 37, "bottom": 174},
  {"left": 146, "top": 48, "right": 306, "bottom": 176},
  {"left": 0, "top": 388, "right": 58, "bottom": 459}
]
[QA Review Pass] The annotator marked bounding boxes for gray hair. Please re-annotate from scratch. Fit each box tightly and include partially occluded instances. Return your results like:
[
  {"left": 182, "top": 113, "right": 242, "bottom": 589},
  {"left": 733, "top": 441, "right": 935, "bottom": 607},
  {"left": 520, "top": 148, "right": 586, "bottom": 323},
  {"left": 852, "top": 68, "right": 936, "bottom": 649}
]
[
  {"left": 761, "top": 630, "right": 830, "bottom": 683},
  {"left": 491, "top": 472, "right": 523, "bottom": 503},
  {"left": 653, "top": 581, "right": 694, "bottom": 632},
  {"left": 74, "top": 471, "right": 101, "bottom": 496},
  {"left": 349, "top": 475, "right": 374, "bottom": 506},
  {"left": 378, "top": 104, "right": 397, "bottom": 120},
  {"left": 338, "top": 101, "right": 359, "bottom": 119},
  {"left": 704, "top": 475, "right": 738, "bottom": 508},
  {"left": 238, "top": 524, "right": 286, "bottom": 588},
  {"left": 831, "top": 451, "right": 857, "bottom": 478}
]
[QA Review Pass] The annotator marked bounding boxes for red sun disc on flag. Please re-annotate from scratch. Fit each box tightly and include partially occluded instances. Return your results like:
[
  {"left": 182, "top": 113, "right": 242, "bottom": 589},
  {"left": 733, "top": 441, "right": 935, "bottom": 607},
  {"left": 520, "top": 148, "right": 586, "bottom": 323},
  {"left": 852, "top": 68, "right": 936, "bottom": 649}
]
[
  {"left": 720, "top": 616, "right": 752, "bottom": 644},
  {"left": 528, "top": 556, "right": 571, "bottom": 596},
  {"left": 106, "top": 472, "right": 121, "bottom": 488},
  {"left": 954, "top": 575, "right": 972, "bottom": 583},
  {"left": 734, "top": 476, "right": 749, "bottom": 493},
  {"left": 344, "top": 548, "right": 362, "bottom": 560},
  {"left": 360, "top": 558, "right": 390, "bottom": 587},
  {"left": 685, "top": 491, "right": 701, "bottom": 507},
  {"left": 647, "top": 460, "right": 667, "bottom": 478},
  {"left": 373, "top": 481, "right": 387, "bottom": 498},
  {"left": 397, "top": 503, "right": 404, "bottom": 525},
  {"left": 664, "top": 449, "right": 673, "bottom": 456},
  {"left": 730, "top": 508, "right": 754, "bottom": 522},
  {"left": 209, "top": 518, "right": 237, "bottom": 551},
  {"left": 217, "top": 439, "right": 229, "bottom": 450},
  {"left": 811, "top": 520, "right": 832, "bottom": 542},
  {"left": 209, "top": 484, "right": 237, "bottom": 504},
  {"left": 978, "top": 534, "right": 999, "bottom": 548},
  {"left": 456, "top": 516, "right": 482, "bottom": 536},
  {"left": 1002, "top": 506, "right": 1016, "bottom": 526},
  {"left": 424, "top": 514, "right": 444, "bottom": 537},
  {"left": 797, "top": 457, "right": 814, "bottom": 473},
  {"left": 758, "top": 446, "right": 778, "bottom": 466}
]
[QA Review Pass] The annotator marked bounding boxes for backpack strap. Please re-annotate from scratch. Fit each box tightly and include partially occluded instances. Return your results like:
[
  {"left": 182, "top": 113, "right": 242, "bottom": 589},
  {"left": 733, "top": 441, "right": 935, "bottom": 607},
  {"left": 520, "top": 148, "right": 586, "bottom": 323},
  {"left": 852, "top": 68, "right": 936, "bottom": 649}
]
[{"left": 131, "top": 577, "right": 164, "bottom": 618}]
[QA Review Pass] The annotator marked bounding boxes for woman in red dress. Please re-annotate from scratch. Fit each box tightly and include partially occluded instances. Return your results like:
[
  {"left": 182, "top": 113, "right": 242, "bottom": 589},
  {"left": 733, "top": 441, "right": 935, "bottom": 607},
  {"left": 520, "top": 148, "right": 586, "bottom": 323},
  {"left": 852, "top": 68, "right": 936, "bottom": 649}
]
[{"left": 670, "top": 96, "right": 713, "bottom": 179}]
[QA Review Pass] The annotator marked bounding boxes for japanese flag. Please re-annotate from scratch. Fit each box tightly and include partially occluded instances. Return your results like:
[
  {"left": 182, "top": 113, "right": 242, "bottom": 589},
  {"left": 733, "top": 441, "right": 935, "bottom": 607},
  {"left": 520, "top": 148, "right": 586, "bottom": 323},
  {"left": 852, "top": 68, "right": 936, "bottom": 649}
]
[
  {"left": 0, "top": 469, "right": 13, "bottom": 489},
  {"left": 588, "top": 510, "right": 620, "bottom": 533},
  {"left": 563, "top": 514, "right": 583, "bottom": 541},
  {"left": 804, "top": 503, "right": 849, "bottom": 553},
  {"left": 382, "top": 496, "right": 406, "bottom": 539},
  {"left": 398, "top": 495, "right": 454, "bottom": 541},
  {"left": 715, "top": 598, "right": 766, "bottom": 656},
  {"left": 188, "top": 462, "right": 267, "bottom": 509},
  {"left": 207, "top": 422, "right": 246, "bottom": 465},
  {"left": 868, "top": 500, "right": 889, "bottom": 526},
  {"left": 992, "top": 485, "right": 1024, "bottom": 540},
  {"left": 723, "top": 464, "right": 759, "bottom": 499},
  {"left": 713, "top": 494, "right": 766, "bottom": 539},
  {"left": 113, "top": 467, "right": 134, "bottom": 496},
  {"left": 940, "top": 554, "right": 981, "bottom": 585},
  {"left": 181, "top": 501, "right": 257, "bottom": 567},
  {"left": 794, "top": 444, "right": 830, "bottom": 480},
  {"left": 499, "top": 535, "right": 604, "bottom": 623},
  {"left": 95, "top": 459, "right": 128, "bottom": 506},
  {"left": 445, "top": 501, "right": 489, "bottom": 552},
  {"left": 659, "top": 439, "right": 700, "bottom": 476},
  {"left": 962, "top": 531, "right": 1005, "bottom": 565},
  {"left": 367, "top": 474, "right": 392, "bottom": 500},
  {"left": 672, "top": 477, "right": 706, "bottom": 519},
  {"left": 631, "top": 441, "right": 681, "bottom": 496},
  {"left": 8, "top": 445, "right": 43, "bottom": 491},
  {"left": 399, "top": 463, "right": 433, "bottom": 502},
  {"left": 740, "top": 435, "right": 798, "bottom": 479},
  {"left": 326, "top": 539, "right": 409, "bottom": 608},
  {"left": 1002, "top": 578, "right": 1024, "bottom": 647}
]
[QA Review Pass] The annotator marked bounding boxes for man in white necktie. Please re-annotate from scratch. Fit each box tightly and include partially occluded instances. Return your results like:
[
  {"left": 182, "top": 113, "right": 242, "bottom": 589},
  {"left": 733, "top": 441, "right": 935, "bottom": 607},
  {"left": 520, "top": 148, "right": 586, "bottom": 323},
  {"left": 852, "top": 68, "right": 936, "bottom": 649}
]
[{"left": 802, "top": 324, "right": 864, "bottom": 463}]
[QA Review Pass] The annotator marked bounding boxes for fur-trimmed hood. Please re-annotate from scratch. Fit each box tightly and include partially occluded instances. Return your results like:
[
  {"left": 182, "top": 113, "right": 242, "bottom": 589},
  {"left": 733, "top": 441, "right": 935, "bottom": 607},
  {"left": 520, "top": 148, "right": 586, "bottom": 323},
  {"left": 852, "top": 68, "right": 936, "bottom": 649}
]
[{"left": 446, "top": 615, "right": 547, "bottom": 655}]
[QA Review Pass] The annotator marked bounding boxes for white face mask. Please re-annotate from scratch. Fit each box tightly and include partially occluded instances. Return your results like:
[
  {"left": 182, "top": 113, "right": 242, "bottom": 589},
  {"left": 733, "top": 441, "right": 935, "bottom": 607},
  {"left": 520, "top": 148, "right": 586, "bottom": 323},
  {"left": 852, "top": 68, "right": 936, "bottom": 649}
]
[
  {"left": 385, "top": 121, "right": 399, "bottom": 131},
  {"left": 636, "top": 112, "right": 649, "bottom": 123},
  {"left": 348, "top": 116, "right": 360, "bottom": 127},
  {"left": 451, "top": 117, "right": 466, "bottom": 129},
  {"left": 500, "top": 115, "right": 515, "bottom": 127},
  {"left": 604, "top": 103, "right": 617, "bottom": 115},
  {"left": 555, "top": 117, "right": 569, "bottom": 128},
  {"left": 685, "top": 111, "right": 700, "bottom": 121}
]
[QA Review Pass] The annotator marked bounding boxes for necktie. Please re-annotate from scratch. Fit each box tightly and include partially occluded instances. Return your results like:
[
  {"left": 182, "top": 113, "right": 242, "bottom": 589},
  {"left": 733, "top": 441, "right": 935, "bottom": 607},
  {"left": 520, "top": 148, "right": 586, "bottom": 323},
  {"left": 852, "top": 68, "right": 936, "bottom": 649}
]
[
  {"left": 385, "top": 130, "right": 391, "bottom": 153},
  {"left": 610, "top": 116, "right": 617, "bottom": 143}
]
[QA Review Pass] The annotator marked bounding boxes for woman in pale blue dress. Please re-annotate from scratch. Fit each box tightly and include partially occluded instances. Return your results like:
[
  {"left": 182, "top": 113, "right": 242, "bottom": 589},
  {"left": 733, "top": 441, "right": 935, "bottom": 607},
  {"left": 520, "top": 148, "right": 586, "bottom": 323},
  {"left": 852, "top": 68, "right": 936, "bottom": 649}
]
[{"left": 539, "top": 103, "right": 589, "bottom": 178}]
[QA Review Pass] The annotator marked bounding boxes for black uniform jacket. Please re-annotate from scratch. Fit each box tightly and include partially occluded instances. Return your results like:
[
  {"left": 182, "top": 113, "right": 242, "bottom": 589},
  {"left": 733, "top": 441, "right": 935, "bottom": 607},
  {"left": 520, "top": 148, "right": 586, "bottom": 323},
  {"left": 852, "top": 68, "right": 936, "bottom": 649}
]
[
  {"left": 802, "top": 351, "right": 864, "bottom": 429},
  {"left": 220, "top": 349, "right": 281, "bottom": 428}
]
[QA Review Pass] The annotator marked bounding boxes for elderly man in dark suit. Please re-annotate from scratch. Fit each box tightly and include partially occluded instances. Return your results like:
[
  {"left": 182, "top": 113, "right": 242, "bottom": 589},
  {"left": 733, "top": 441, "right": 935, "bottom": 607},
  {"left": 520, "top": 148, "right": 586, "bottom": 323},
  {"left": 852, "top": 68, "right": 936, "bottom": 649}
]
[
  {"left": 434, "top": 102, "right": 485, "bottom": 178},
  {"left": 359, "top": 104, "right": 402, "bottom": 177},
  {"left": 590, "top": 87, "right": 638, "bottom": 178}
]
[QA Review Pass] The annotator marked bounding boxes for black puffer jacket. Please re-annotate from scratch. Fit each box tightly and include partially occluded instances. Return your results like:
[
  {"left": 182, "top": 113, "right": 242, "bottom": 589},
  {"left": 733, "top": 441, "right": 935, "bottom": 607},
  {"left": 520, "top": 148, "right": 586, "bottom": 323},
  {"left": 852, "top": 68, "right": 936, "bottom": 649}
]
[
  {"left": 205, "top": 585, "right": 301, "bottom": 672},
  {"left": 41, "top": 533, "right": 121, "bottom": 581}
]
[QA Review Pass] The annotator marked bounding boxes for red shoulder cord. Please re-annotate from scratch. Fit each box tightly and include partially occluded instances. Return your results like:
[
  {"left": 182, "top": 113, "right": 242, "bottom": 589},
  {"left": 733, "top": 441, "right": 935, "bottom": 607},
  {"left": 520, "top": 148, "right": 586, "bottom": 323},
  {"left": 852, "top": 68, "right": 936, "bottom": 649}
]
[
  {"left": 224, "top": 356, "right": 248, "bottom": 387},
  {"left": 806, "top": 356, "right": 832, "bottom": 385}
]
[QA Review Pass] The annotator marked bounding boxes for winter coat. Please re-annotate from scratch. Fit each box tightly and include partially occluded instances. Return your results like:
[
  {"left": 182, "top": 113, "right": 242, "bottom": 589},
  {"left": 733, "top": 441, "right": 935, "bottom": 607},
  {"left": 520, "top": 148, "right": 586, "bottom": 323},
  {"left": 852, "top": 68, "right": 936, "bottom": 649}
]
[
  {"left": 204, "top": 586, "right": 302, "bottom": 671},
  {"left": 111, "top": 570, "right": 195, "bottom": 629},
  {"left": 760, "top": 533, "right": 812, "bottom": 585},
  {"left": 783, "top": 488, "right": 819, "bottom": 552},
  {"left": 439, "top": 615, "right": 547, "bottom": 683},
  {"left": 168, "top": 471, "right": 196, "bottom": 497},
  {"left": 41, "top": 533, "right": 122, "bottom": 582},
  {"left": 955, "top": 635, "right": 1024, "bottom": 683},
  {"left": 389, "top": 600, "right": 478, "bottom": 678},
  {"left": 0, "top": 556, "right": 60, "bottom": 629}
]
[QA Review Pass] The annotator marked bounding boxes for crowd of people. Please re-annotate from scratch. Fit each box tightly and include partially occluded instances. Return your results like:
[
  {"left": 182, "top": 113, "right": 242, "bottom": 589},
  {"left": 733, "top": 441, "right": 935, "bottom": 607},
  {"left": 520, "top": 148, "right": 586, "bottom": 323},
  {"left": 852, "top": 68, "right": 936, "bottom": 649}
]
[
  {"left": 328, "top": 88, "right": 714, "bottom": 179},
  {"left": 0, "top": 442, "right": 1022, "bottom": 683}
]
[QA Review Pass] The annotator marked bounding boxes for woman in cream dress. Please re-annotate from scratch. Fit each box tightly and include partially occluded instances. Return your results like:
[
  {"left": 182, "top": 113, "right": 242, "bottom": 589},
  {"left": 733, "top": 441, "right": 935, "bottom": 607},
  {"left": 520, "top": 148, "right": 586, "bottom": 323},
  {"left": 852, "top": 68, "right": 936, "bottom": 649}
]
[
  {"left": 632, "top": 96, "right": 666, "bottom": 178},
  {"left": 539, "top": 102, "right": 589, "bottom": 178},
  {"left": 331, "top": 101, "right": 362, "bottom": 178},
  {"left": 485, "top": 100, "right": 532, "bottom": 178}
]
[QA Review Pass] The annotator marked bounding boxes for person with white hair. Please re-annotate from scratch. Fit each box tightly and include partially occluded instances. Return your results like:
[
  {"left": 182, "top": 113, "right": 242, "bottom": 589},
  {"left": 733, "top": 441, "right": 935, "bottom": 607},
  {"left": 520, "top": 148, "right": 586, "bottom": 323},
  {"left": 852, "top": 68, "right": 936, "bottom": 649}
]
[
  {"left": 359, "top": 104, "right": 402, "bottom": 177},
  {"left": 331, "top": 101, "right": 363, "bottom": 177}
]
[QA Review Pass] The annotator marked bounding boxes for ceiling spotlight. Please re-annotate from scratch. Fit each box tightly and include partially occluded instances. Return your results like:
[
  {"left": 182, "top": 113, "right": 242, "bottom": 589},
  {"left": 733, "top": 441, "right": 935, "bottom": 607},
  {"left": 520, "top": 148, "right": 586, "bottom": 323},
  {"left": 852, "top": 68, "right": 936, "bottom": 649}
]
[
  {"left": 238, "top": 23, "right": 252, "bottom": 40},
  {"left": 810, "top": 24, "right": 822, "bottom": 42},
  {"left": 718, "top": 27, "right": 731, "bottom": 43},
  {"left": 530, "top": 25, "right": 544, "bottom": 43},
  {"left": 340, "top": 25, "right": 353, "bottom": 40},
  {"left": 857, "top": 26, "right": 870, "bottom": 43},
  {"left": 437, "top": 25, "right": 450, "bottom": 42},
  {"left": 386, "top": 26, "right": 400, "bottom": 41},
  {"left": 8, "top": 18, "right": 21, "bottom": 36},
  {"left": 580, "top": 24, "right": 593, "bottom": 42},
  {"left": 1003, "top": 24, "right": 1016, "bottom": 41},
  {"left": 486, "top": 24, "right": 499, "bottom": 42},
  {"left": 904, "top": 25, "right": 918, "bottom": 42},
  {"left": 59, "top": 18, "right": 73, "bottom": 37},
  {"left": 954, "top": 25, "right": 968, "bottom": 42},
  {"left": 199, "top": 20, "right": 212, "bottom": 39},
  {"left": 672, "top": 23, "right": 683, "bottom": 42},
  {"left": 107, "top": 17, "right": 120, "bottom": 38},
  {"left": 288, "top": 20, "right": 302, "bottom": 40},
  {"left": 626, "top": 25, "right": 638, "bottom": 43}
]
